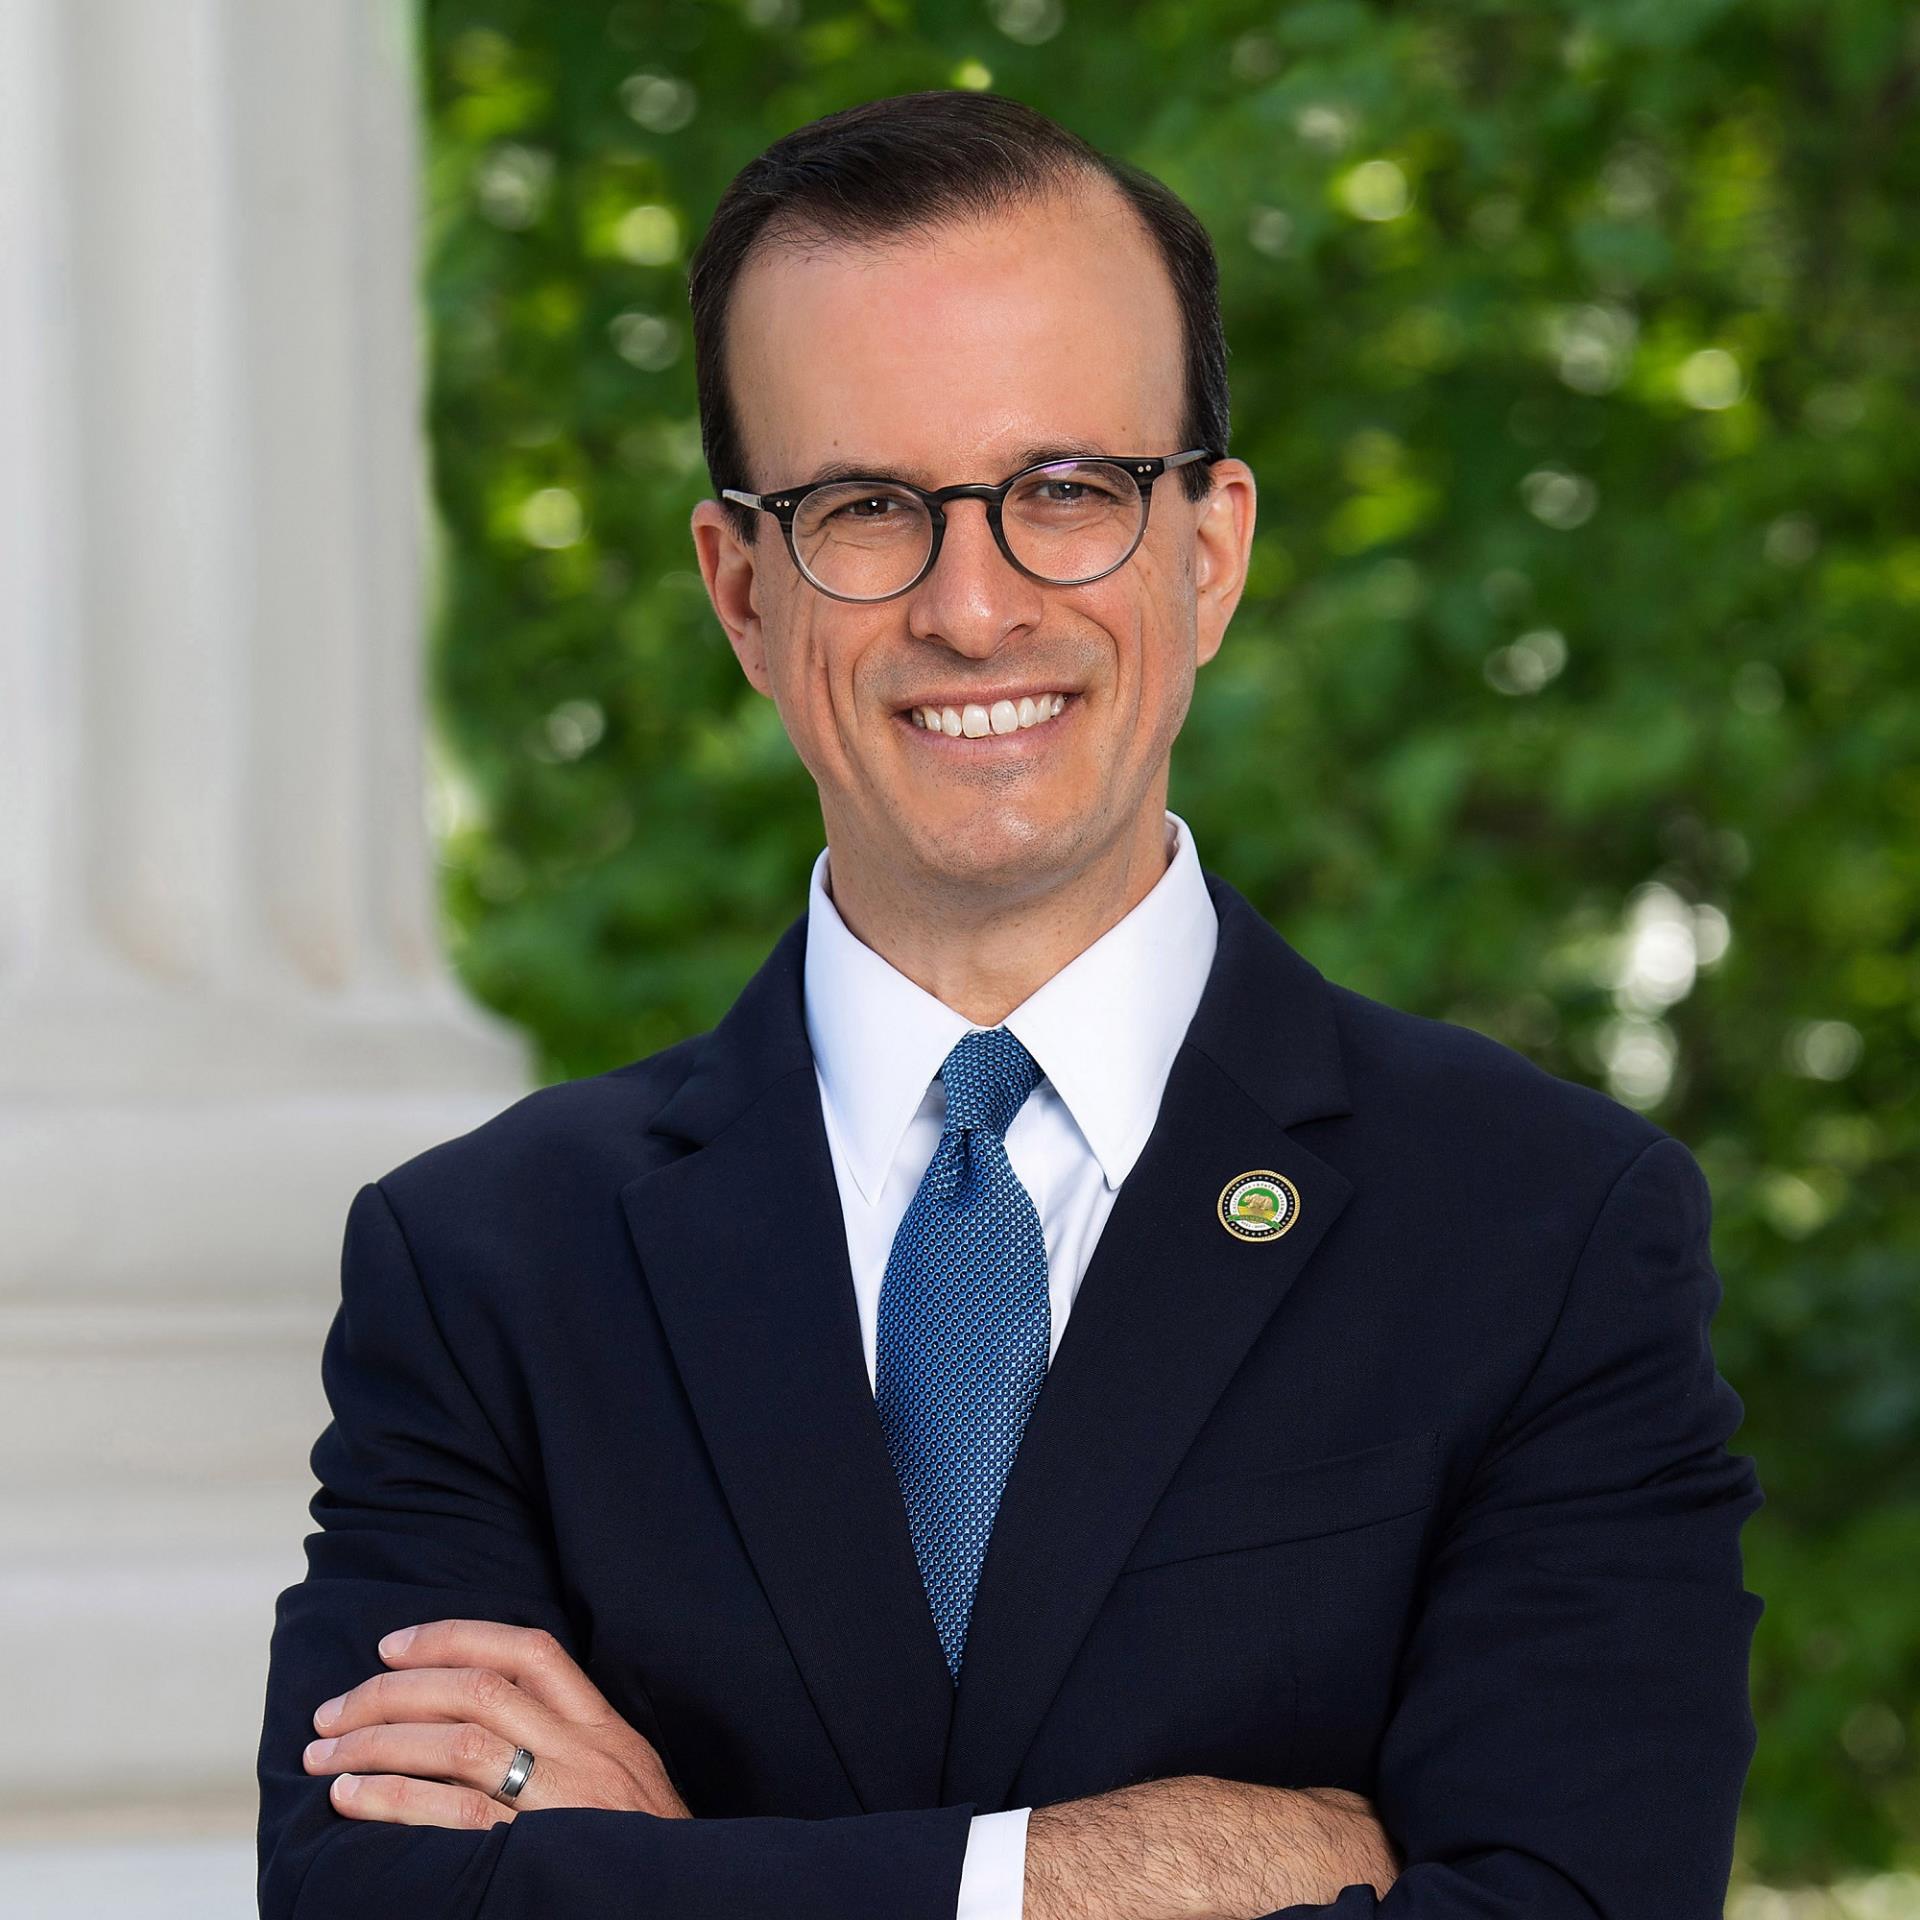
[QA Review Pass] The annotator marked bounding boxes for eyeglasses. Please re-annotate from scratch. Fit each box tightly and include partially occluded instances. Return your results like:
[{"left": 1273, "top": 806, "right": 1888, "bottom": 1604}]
[{"left": 722, "top": 447, "right": 1217, "bottom": 604}]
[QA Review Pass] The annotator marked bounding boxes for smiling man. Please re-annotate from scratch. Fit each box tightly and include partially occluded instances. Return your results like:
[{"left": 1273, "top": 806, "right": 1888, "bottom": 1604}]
[{"left": 257, "top": 91, "right": 1765, "bottom": 1920}]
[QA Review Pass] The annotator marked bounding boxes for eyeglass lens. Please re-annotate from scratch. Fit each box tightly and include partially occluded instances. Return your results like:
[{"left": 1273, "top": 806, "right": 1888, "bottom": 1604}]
[{"left": 790, "top": 459, "right": 1145, "bottom": 599}]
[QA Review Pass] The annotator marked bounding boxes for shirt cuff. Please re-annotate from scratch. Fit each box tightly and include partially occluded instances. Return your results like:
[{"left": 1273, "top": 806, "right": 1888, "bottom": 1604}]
[{"left": 957, "top": 1805, "right": 1032, "bottom": 1920}]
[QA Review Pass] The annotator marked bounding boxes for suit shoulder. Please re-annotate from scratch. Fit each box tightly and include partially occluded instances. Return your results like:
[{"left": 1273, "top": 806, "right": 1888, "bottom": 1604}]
[
  {"left": 1324, "top": 977, "right": 1669, "bottom": 1172},
  {"left": 372, "top": 1029, "right": 708, "bottom": 1214}
]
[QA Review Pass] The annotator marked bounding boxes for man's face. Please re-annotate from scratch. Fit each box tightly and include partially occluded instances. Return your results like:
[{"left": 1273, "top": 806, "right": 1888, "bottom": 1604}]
[{"left": 691, "top": 180, "right": 1255, "bottom": 905}]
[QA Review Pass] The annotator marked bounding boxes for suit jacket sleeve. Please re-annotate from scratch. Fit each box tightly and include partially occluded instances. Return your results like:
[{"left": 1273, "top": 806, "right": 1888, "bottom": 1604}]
[
  {"left": 256, "top": 1179, "right": 977, "bottom": 1920},
  {"left": 1258, "top": 1134, "right": 1765, "bottom": 1919}
]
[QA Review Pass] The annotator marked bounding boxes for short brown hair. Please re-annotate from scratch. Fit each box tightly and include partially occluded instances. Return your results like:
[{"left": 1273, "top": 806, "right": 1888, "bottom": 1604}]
[{"left": 688, "top": 89, "right": 1230, "bottom": 546}]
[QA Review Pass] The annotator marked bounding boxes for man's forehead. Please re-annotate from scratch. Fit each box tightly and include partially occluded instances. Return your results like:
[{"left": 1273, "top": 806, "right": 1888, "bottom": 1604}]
[{"left": 730, "top": 188, "right": 1183, "bottom": 488}]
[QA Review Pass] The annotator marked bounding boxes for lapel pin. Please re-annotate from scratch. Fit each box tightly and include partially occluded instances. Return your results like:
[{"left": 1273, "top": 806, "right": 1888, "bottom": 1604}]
[{"left": 1218, "top": 1169, "right": 1301, "bottom": 1243}]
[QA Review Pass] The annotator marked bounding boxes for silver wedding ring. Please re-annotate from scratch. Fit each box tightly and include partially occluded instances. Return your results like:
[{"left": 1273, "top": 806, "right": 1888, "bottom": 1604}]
[{"left": 496, "top": 1745, "right": 536, "bottom": 1802}]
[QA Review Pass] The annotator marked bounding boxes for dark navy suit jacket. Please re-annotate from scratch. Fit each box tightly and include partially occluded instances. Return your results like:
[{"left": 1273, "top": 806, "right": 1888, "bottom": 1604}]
[{"left": 256, "top": 869, "right": 1765, "bottom": 1918}]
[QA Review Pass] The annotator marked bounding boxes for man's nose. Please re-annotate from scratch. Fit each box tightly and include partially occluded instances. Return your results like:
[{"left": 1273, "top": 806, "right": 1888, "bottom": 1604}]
[{"left": 905, "top": 497, "right": 1043, "bottom": 653}]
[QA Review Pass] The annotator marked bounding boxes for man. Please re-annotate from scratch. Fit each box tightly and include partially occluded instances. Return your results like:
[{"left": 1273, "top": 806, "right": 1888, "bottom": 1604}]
[{"left": 256, "top": 90, "right": 1764, "bottom": 1919}]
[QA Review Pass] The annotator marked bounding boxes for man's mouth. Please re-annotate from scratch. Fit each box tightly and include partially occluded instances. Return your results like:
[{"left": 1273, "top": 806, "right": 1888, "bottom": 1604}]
[{"left": 899, "top": 692, "right": 1074, "bottom": 739}]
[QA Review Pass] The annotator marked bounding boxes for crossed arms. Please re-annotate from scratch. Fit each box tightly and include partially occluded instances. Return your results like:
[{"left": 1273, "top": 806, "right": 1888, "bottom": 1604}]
[
  {"left": 258, "top": 1138, "right": 1762, "bottom": 1918},
  {"left": 288, "top": 1606, "right": 1396, "bottom": 1917}
]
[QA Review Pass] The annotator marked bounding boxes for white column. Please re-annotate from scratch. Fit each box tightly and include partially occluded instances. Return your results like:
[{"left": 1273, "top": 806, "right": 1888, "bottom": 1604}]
[{"left": 0, "top": 0, "right": 531, "bottom": 1850}]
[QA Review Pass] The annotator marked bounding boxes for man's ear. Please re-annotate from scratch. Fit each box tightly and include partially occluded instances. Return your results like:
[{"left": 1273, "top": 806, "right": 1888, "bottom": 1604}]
[
  {"left": 691, "top": 499, "right": 773, "bottom": 696},
  {"left": 1190, "top": 459, "right": 1256, "bottom": 669}
]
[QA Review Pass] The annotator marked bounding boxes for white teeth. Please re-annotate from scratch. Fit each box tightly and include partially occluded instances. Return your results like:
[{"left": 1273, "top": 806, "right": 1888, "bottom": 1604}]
[{"left": 911, "top": 695, "right": 1072, "bottom": 735}]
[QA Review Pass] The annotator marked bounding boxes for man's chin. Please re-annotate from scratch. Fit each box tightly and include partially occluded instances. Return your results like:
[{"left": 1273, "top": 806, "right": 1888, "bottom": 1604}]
[{"left": 893, "top": 806, "right": 1084, "bottom": 893}]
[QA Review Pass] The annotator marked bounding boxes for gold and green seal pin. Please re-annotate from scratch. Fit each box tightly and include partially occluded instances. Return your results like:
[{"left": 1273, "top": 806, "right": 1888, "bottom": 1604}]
[{"left": 1217, "top": 1169, "right": 1301, "bottom": 1243}]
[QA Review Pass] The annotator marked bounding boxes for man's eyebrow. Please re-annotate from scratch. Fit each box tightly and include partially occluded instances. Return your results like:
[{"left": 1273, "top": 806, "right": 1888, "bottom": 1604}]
[{"left": 787, "top": 440, "right": 1115, "bottom": 491}]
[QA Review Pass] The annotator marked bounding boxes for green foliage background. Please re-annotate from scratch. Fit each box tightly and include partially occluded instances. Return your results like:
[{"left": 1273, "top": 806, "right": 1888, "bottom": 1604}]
[{"left": 417, "top": 0, "right": 1920, "bottom": 1885}]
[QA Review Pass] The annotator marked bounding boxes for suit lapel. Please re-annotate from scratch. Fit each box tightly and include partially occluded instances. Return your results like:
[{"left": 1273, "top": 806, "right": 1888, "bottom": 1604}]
[
  {"left": 619, "top": 914, "right": 958, "bottom": 1815},
  {"left": 939, "top": 874, "right": 1353, "bottom": 1808},
  {"left": 619, "top": 869, "right": 1354, "bottom": 1818}
]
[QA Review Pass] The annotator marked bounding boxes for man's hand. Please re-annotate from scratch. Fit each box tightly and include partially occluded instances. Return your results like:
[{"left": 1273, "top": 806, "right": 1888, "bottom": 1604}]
[
  {"left": 1024, "top": 1773, "right": 1400, "bottom": 1920},
  {"left": 303, "top": 1619, "right": 691, "bottom": 1830}
]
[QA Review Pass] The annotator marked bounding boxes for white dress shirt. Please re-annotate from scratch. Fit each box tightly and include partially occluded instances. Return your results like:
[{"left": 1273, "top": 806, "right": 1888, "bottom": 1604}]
[{"left": 801, "top": 808, "right": 1220, "bottom": 1920}]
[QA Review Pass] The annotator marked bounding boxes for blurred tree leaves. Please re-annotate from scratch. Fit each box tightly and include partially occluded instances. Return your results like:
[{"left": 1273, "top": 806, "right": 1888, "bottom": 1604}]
[{"left": 417, "top": 0, "right": 1920, "bottom": 1881}]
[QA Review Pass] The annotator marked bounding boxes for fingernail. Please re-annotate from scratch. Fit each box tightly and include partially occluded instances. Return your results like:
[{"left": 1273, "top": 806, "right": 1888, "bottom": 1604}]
[
  {"left": 315, "top": 1695, "right": 344, "bottom": 1728},
  {"left": 305, "top": 1738, "right": 337, "bottom": 1762},
  {"left": 333, "top": 1773, "right": 359, "bottom": 1801},
  {"left": 378, "top": 1626, "right": 415, "bottom": 1657}
]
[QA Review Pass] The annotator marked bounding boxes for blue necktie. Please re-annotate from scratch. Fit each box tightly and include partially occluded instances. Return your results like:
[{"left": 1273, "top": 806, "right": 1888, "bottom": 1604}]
[{"left": 874, "top": 1025, "right": 1051, "bottom": 1684}]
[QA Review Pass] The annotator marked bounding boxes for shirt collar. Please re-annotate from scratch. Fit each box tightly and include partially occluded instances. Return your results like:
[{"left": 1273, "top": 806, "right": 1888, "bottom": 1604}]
[{"left": 803, "top": 810, "right": 1219, "bottom": 1206}]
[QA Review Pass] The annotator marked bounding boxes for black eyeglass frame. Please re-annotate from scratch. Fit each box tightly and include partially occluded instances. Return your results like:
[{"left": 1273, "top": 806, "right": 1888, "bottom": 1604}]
[{"left": 721, "top": 446, "right": 1219, "bottom": 604}]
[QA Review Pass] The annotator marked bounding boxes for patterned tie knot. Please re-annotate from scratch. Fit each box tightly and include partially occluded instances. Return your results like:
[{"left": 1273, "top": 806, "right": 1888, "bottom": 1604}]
[{"left": 939, "top": 1026, "right": 1041, "bottom": 1139}]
